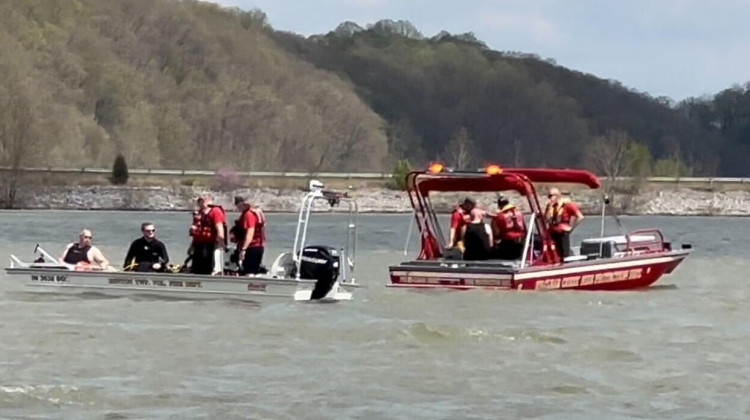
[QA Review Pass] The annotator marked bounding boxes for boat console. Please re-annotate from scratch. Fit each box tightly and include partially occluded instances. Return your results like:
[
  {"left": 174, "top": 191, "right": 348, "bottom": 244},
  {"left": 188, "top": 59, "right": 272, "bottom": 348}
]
[{"left": 579, "top": 229, "right": 665, "bottom": 259}]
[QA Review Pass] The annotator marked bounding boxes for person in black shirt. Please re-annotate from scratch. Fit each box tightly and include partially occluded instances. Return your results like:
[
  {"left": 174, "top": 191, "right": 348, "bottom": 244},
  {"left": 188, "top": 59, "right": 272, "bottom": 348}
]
[
  {"left": 461, "top": 209, "right": 493, "bottom": 261},
  {"left": 123, "top": 222, "right": 170, "bottom": 272}
]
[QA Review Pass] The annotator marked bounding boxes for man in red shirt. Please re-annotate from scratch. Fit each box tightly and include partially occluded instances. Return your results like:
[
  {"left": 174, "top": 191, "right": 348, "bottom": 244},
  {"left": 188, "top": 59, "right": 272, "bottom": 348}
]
[
  {"left": 234, "top": 196, "right": 266, "bottom": 275},
  {"left": 544, "top": 187, "right": 584, "bottom": 260},
  {"left": 447, "top": 198, "right": 474, "bottom": 249},
  {"left": 189, "top": 194, "right": 226, "bottom": 275},
  {"left": 491, "top": 195, "right": 527, "bottom": 259}
]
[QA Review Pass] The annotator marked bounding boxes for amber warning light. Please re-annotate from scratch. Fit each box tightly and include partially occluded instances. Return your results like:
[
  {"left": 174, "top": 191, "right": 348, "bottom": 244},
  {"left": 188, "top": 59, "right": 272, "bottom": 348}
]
[
  {"left": 427, "top": 163, "right": 445, "bottom": 173},
  {"left": 485, "top": 164, "right": 502, "bottom": 175}
]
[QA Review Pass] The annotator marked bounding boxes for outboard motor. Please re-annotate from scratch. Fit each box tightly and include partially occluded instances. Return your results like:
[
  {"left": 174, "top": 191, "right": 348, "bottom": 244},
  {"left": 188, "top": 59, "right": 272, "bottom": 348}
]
[{"left": 299, "top": 245, "right": 340, "bottom": 300}]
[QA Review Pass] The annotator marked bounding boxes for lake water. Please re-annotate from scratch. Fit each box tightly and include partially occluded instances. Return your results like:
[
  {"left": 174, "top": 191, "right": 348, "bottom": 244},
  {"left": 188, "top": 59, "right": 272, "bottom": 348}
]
[{"left": 0, "top": 211, "right": 747, "bottom": 419}]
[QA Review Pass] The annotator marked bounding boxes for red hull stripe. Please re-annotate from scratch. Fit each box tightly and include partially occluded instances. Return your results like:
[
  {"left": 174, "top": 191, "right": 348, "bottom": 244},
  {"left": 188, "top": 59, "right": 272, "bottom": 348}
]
[
  {"left": 513, "top": 254, "right": 686, "bottom": 280},
  {"left": 389, "top": 271, "right": 512, "bottom": 280}
]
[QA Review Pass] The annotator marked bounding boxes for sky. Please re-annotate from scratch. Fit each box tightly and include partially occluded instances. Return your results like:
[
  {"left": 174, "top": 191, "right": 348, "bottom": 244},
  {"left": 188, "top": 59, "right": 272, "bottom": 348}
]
[{"left": 211, "top": 0, "right": 750, "bottom": 101}]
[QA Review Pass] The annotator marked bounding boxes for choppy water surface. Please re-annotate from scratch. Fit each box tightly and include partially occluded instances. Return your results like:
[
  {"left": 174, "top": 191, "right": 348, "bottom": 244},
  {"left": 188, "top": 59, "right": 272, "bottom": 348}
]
[{"left": 0, "top": 211, "right": 748, "bottom": 419}]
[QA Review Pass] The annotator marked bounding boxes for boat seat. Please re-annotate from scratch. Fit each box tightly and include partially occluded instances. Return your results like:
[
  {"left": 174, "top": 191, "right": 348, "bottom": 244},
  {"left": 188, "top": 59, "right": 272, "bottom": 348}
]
[
  {"left": 580, "top": 235, "right": 657, "bottom": 258},
  {"left": 270, "top": 252, "right": 295, "bottom": 278},
  {"left": 563, "top": 255, "right": 588, "bottom": 263},
  {"left": 409, "top": 259, "right": 518, "bottom": 269}
]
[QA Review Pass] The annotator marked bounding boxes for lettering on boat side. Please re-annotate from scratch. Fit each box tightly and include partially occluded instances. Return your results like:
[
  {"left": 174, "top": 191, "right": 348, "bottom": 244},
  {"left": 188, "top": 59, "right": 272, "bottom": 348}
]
[
  {"left": 465, "top": 278, "right": 505, "bottom": 287},
  {"left": 398, "top": 276, "right": 508, "bottom": 287},
  {"left": 30, "top": 275, "right": 67, "bottom": 283},
  {"left": 535, "top": 278, "right": 562, "bottom": 290},
  {"left": 247, "top": 283, "right": 267, "bottom": 292},
  {"left": 534, "top": 268, "right": 643, "bottom": 290},
  {"left": 401, "top": 276, "right": 458, "bottom": 285},
  {"left": 107, "top": 278, "right": 203, "bottom": 288}
]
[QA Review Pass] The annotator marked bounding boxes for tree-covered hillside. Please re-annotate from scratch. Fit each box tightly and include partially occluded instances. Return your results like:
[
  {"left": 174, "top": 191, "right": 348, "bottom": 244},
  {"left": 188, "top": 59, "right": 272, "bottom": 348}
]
[
  {"left": 0, "top": 0, "right": 387, "bottom": 172},
  {"left": 272, "top": 20, "right": 740, "bottom": 175},
  {"left": 1, "top": 1, "right": 748, "bottom": 177}
]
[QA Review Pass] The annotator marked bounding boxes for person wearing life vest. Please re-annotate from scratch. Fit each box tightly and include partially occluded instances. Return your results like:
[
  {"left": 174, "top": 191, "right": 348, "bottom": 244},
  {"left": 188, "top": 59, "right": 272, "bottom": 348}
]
[
  {"left": 545, "top": 187, "right": 584, "bottom": 260},
  {"left": 447, "top": 197, "right": 474, "bottom": 250},
  {"left": 233, "top": 196, "right": 266, "bottom": 275},
  {"left": 189, "top": 194, "right": 226, "bottom": 275},
  {"left": 188, "top": 210, "right": 201, "bottom": 237},
  {"left": 491, "top": 195, "right": 527, "bottom": 260},
  {"left": 60, "top": 228, "right": 110, "bottom": 270}
]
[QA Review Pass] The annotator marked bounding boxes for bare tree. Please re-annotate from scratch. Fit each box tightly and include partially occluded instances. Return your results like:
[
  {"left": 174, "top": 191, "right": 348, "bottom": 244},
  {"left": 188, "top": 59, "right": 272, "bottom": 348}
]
[
  {"left": 587, "top": 130, "right": 633, "bottom": 183},
  {"left": 586, "top": 130, "right": 654, "bottom": 205},
  {"left": 444, "top": 127, "right": 475, "bottom": 168},
  {"left": 0, "top": 40, "right": 42, "bottom": 208}
]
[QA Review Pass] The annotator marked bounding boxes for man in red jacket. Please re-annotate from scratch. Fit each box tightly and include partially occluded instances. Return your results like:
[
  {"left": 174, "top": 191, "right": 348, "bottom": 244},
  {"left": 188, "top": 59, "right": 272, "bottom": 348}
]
[
  {"left": 544, "top": 187, "right": 584, "bottom": 260},
  {"left": 491, "top": 195, "right": 527, "bottom": 259},
  {"left": 447, "top": 198, "right": 474, "bottom": 249},
  {"left": 189, "top": 194, "right": 226, "bottom": 275},
  {"left": 233, "top": 196, "right": 266, "bottom": 275}
]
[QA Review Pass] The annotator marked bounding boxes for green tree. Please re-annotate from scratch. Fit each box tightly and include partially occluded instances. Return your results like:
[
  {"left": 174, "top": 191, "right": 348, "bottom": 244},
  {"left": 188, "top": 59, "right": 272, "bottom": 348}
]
[
  {"left": 387, "top": 159, "right": 412, "bottom": 190},
  {"left": 652, "top": 157, "right": 692, "bottom": 177},
  {"left": 111, "top": 153, "right": 129, "bottom": 184}
]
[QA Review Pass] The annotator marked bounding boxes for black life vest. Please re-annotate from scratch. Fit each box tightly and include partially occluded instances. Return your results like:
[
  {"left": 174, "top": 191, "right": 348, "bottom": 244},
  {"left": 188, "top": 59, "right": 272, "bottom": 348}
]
[{"left": 63, "top": 243, "right": 91, "bottom": 264}]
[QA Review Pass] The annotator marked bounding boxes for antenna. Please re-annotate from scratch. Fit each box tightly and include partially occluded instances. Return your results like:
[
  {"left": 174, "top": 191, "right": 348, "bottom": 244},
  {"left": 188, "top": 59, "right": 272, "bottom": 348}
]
[{"left": 599, "top": 195, "right": 609, "bottom": 257}]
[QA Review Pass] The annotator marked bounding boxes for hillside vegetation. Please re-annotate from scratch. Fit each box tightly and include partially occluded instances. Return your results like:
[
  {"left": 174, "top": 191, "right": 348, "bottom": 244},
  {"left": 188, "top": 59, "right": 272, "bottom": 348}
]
[
  {"left": 1, "top": 0, "right": 749, "bottom": 181},
  {"left": 0, "top": 0, "right": 387, "bottom": 173}
]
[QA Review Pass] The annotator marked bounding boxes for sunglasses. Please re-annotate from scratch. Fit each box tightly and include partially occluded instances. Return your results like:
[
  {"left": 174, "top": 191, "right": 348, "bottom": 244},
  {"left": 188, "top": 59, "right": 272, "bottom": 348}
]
[{"left": 143, "top": 229, "right": 156, "bottom": 233}]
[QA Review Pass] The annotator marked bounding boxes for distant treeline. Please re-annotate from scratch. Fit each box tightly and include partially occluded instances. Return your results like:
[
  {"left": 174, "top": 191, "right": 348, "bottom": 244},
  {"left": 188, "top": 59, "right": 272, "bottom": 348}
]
[{"left": 1, "top": 0, "right": 749, "bottom": 179}]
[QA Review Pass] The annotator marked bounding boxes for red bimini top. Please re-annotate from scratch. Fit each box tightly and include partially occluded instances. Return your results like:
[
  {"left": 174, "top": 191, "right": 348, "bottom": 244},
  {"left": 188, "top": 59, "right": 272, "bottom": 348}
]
[{"left": 413, "top": 168, "right": 601, "bottom": 195}]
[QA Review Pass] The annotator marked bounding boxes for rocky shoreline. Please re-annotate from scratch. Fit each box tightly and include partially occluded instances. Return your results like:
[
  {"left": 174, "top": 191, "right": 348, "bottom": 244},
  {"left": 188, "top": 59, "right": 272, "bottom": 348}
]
[{"left": 7, "top": 185, "right": 750, "bottom": 216}]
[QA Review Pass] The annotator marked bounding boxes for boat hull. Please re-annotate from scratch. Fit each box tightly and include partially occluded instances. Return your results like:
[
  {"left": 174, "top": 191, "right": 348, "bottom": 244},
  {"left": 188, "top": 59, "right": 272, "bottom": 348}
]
[
  {"left": 388, "top": 251, "right": 689, "bottom": 291},
  {"left": 4, "top": 268, "right": 357, "bottom": 302}
]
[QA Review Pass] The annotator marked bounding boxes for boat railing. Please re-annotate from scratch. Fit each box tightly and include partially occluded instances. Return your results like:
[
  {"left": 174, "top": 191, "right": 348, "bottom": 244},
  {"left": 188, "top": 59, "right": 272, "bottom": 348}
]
[
  {"left": 625, "top": 229, "right": 665, "bottom": 254},
  {"left": 519, "top": 212, "right": 536, "bottom": 269}
]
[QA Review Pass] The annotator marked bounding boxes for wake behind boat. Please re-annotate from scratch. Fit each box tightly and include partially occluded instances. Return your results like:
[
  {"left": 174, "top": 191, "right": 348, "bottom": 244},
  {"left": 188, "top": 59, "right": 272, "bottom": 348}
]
[
  {"left": 5, "top": 182, "right": 361, "bottom": 303},
  {"left": 389, "top": 164, "right": 692, "bottom": 291}
]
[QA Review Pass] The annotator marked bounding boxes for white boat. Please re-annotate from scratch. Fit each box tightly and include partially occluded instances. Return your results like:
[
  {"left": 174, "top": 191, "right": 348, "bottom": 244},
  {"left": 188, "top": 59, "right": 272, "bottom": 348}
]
[{"left": 4, "top": 182, "right": 361, "bottom": 303}]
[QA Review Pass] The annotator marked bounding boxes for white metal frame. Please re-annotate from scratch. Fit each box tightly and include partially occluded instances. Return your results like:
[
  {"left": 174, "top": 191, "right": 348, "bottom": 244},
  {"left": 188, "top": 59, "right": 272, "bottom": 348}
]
[{"left": 291, "top": 185, "right": 359, "bottom": 284}]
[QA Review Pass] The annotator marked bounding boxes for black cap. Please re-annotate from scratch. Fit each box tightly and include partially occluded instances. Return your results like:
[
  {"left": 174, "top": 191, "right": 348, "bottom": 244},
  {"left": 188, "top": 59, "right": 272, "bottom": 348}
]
[
  {"left": 497, "top": 195, "right": 509, "bottom": 207},
  {"left": 233, "top": 196, "right": 246, "bottom": 205},
  {"left": 460, "top": 197, "right": 476, "bottom": 211}
]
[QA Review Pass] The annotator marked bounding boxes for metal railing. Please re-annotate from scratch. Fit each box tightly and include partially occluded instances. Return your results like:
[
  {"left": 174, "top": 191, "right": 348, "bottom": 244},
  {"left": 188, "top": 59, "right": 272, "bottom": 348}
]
[{"left": 0, "top": 166, "right": 748, "bottom": 183}]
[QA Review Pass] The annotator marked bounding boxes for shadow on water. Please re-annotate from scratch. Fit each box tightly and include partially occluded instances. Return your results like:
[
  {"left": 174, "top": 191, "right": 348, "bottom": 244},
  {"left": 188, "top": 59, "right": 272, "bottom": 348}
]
[
  {"left": 5, "top": 290, "right": 264, "bottom": 307},
  {"left": 635, "top": 283, "right": 679, "bottom": 291},
  {"left": 6, "top": 291, "right": 123, "bottom": 302}
]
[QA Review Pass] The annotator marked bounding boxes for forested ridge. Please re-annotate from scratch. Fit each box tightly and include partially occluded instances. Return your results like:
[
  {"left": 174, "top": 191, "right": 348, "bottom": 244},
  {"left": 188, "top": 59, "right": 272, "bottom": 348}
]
[{"left": 1, "top": 0, "right": 749, "bottom": 178}]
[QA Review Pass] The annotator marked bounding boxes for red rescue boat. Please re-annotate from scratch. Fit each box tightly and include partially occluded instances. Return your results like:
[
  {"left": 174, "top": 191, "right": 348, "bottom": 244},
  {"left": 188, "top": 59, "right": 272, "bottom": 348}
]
[{"left": 388, "top": 164, "right": 691, "bottom": 291}]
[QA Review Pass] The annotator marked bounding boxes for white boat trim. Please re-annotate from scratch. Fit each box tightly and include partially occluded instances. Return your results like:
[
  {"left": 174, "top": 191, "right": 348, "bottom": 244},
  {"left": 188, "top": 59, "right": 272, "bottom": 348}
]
[{"left": 389, "top": 271, "right": 513, "bottom": 280}]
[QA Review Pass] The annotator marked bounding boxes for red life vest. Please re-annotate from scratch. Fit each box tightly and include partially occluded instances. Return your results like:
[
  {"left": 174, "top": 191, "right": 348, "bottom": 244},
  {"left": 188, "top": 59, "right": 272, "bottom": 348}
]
[
  {"left": 495, "top": 205, "right": 526, "bottom": 241},
  {"left": 545, "top": 199, "right": 574, "bottom": 233},
  {"left": 194, "top": 205, "right": 227, "bottom": 244},
  {"left": 234, "top": 208, "right": 266, "bottom": 247}
]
